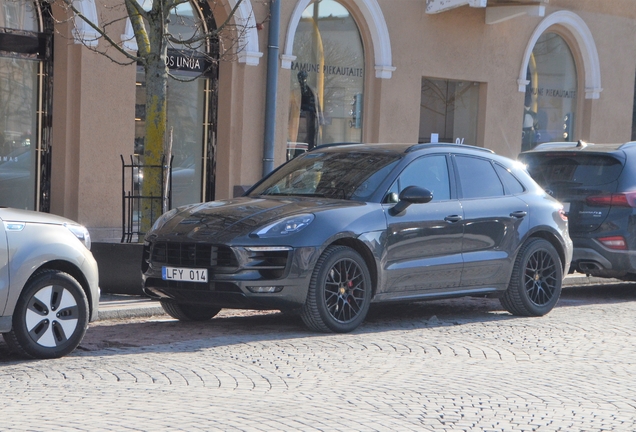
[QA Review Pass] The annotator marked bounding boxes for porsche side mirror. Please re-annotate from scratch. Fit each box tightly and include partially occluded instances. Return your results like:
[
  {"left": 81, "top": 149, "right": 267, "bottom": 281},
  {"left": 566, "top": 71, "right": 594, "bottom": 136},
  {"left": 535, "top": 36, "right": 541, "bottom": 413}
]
[{"left": 389, "top": 186, "right": 433, "bottom": 216}]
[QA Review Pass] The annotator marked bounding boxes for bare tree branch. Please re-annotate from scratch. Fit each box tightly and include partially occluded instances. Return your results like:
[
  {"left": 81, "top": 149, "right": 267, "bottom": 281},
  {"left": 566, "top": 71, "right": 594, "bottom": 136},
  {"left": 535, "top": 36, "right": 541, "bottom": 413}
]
[
  {"left": 125, "top": 0, "right": 150, "bottom": 60},
  {"left": 165, "top": 0, "right": 246, "bottom": 47},
  {"left": 52, "top": 0, "right": 141, "bottom": 63},
  {"left": 40, "top": 0, "right": 265, "bottom": 236}
]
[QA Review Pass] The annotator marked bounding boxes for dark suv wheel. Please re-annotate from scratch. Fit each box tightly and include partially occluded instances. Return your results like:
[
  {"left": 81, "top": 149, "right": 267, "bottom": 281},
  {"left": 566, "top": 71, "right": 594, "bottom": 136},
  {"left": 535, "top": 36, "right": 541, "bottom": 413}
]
[
  {"left": 501, "top": 238, "right": 563, "bottom": 316},
  {"left": 301, "top": 246, "right": 372, "bottom": 333}
]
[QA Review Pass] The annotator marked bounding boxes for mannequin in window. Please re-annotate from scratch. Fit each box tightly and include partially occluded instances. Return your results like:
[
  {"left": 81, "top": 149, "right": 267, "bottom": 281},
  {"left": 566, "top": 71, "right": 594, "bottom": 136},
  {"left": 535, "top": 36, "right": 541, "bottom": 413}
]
[
  {"left": 522, "top": 90, "right": 539, "bottom": 152},
  {"left": 298, "top": 71, "right": 320, "bottom": 150}
]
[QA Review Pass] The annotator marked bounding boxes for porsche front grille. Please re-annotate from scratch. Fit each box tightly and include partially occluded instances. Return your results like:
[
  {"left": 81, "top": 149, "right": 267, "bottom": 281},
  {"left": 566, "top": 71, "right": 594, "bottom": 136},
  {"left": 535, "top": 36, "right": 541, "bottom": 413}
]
[{"left": 150, "top": 242, "right": 238, "bottom": 269}]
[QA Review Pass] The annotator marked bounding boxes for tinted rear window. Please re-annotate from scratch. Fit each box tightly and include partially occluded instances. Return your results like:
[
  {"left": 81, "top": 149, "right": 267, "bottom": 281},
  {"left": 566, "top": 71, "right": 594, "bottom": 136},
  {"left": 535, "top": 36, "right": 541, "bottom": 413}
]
[{"left": 522, "top": 154, "right": 623, "bottom": 187}]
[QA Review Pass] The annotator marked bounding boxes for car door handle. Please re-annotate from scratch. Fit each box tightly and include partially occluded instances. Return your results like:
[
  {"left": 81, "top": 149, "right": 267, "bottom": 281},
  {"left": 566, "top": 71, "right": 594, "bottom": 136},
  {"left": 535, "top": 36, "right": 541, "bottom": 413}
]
[
  {"left": 444, "top": 215, "right": 463, "bottom": 223},
  {"left": 510, "top": 211, "right": 527, "bottom": 219}
]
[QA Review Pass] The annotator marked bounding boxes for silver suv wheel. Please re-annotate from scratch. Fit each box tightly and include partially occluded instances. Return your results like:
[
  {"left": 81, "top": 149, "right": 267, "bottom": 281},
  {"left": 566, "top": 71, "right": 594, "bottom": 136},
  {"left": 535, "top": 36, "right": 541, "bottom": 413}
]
[{"left": 3, "top": 270, "right": 89, "bottom": 359}]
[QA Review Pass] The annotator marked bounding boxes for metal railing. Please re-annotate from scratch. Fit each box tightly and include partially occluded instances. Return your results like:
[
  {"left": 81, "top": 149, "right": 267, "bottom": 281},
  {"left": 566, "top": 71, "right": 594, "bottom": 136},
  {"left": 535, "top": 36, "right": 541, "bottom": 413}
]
[{"left": 121, "top": 154, "right": 173, "bottom": 243}]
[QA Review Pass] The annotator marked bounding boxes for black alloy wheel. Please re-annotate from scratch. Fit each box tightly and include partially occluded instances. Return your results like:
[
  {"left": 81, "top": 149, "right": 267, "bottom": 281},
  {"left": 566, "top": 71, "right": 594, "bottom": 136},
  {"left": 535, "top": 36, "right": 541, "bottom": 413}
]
[
  {"left": 301, "top": 245, "right": 372, "bottom": 333},
  {"left": 501, "top": 238, "right": 563, "bottom": 316},
  {"left": 3, "top": 270, "right": 89, "bottom": 359}
]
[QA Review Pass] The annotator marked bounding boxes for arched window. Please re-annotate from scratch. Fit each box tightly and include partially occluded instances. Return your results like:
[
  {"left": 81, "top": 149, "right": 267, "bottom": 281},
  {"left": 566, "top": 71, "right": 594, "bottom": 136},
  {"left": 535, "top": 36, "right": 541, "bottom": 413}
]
[
  {"left": 0, "top": 1, "right": 52, "bottom": 210},
  {"left": 134, "top": 1, "right": 218, "bottom": 207},
  {"left": 522, "top": 32, "right": 577, "bottom": 151},
  {"left": 287, "top": 0, "right": 365, "bottom": 159}
]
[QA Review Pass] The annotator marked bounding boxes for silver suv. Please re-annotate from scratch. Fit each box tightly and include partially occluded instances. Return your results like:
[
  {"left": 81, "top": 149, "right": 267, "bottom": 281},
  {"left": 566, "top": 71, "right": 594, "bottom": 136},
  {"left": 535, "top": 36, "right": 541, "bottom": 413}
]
[{"left": 0, "top": 208, "right": 99, "bottom": 358}]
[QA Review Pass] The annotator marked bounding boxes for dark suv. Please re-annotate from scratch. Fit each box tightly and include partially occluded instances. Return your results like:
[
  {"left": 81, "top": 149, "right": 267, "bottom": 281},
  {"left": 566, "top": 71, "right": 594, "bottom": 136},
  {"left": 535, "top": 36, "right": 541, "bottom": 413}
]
[
  {"left": 143, "top": 143, "right": 572, "bottom": 333},
  {"left": 520, "top": 141, "right": 636, "bottom": 280}
]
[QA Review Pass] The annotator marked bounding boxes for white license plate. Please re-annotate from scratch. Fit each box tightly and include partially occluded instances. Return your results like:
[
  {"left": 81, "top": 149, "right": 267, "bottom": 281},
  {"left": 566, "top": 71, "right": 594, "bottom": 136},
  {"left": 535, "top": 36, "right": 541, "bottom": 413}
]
[
  {"left": 562, "top": 202, "right": 570, "bottom": 213},
  {"left": 162, "top": 266, "right": 208, "bottom": 283}
]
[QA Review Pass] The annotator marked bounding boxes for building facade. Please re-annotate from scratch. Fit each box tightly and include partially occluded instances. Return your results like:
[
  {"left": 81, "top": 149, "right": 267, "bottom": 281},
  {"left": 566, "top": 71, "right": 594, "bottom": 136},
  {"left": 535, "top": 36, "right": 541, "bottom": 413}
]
[{"left": 1, "top": 0, "right": 635, "bottom": 241}]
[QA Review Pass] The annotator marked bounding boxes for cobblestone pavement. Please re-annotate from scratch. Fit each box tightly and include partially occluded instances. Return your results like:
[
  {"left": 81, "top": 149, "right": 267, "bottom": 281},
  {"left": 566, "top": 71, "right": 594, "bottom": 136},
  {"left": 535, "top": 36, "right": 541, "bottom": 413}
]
[{"left": 2, "top": 284, "right": 636, "bottom": 431}]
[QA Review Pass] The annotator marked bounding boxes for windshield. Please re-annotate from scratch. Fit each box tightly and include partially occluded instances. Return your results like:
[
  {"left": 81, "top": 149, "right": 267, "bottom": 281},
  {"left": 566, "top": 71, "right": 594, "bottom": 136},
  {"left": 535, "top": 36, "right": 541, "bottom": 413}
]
[{"left": 249, "top": 151, "right": 401, "bottom": 201}]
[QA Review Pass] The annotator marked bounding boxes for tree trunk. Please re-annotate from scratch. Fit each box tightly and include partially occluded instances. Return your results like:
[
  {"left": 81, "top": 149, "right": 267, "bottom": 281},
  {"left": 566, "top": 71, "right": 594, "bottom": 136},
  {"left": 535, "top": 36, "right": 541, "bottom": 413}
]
[{"left": 139, "top": 54, "right": 168, "bottom": 238}]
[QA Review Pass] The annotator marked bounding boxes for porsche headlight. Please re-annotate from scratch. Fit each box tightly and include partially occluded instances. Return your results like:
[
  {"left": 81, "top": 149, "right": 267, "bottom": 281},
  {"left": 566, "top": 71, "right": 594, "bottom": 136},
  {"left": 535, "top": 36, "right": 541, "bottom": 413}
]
[
  {"left": 65, "top": 224, "right": 91, "bottom": 250},
  {"left": 254, "top": 214, "right": 315, "bottom": 238}
]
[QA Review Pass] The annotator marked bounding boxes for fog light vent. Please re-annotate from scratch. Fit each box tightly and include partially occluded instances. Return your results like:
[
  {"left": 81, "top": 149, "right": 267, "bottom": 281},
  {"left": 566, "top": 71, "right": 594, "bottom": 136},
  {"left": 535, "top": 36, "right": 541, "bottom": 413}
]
[{"left": 247, "top": 286, "right": 283, "bottom": 293}]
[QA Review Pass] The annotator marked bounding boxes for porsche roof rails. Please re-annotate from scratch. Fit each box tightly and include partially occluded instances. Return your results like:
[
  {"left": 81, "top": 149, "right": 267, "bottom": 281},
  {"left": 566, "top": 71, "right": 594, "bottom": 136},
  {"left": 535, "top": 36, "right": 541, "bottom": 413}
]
[
  {"left": 405, "top": 143, "right": 494, "bottom": 154},
  {"left": 308, "top": 142, "right": 359, "bottom": 152}
]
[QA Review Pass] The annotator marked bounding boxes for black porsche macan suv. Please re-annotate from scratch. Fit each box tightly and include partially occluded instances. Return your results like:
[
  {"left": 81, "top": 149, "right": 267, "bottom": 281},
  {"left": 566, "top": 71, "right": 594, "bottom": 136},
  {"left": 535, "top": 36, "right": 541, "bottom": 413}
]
[
  {"left": 520, "top": 140, "right": 636, "bottom": 280},
  {"left": 142, "top": 143, "right": 572, "bottom": 333}
]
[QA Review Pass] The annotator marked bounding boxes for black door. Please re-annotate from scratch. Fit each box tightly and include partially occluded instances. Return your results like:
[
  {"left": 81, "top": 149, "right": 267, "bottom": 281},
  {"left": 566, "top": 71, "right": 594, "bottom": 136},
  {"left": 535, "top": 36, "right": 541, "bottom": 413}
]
[
  {"left": 453, "top": 155, "right": 529, "bottom": 288},
  {"left": 382, "top": 154, "right": 464, "bottom": 296}
]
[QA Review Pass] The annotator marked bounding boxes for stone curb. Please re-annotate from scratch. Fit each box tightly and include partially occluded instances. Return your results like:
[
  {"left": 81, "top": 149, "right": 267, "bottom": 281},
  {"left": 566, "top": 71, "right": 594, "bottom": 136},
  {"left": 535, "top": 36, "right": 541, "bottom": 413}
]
[
  {"left": 97, "top": 295, "right": 166, "bottom": 321},
  {"left": 97, "top": 305, "right": 166, "bottom": 321},
  {"left": 562, "top": 273, "right": 623, "bottom": 287}
]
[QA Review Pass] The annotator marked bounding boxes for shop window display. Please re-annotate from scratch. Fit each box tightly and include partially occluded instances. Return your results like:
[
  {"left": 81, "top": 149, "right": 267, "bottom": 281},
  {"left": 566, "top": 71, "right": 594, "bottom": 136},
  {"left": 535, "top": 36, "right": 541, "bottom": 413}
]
[
  {"left": 0, "top": 1, "right": 42, "bottom": 210},
  {"left": 419, "top": 78, "right": 480, "bottom": 145},
  {"left": 522, "top": 32, "right": 577, "bottom": 151},
  {"left": 287, "top": 0, "right": 365, "bottom": 160},
  {"left": 0, "top": 0, "right": 37, "bottom": 30},
  {"left": 632, "top": 74, "right": 636, "bottom": 141},
  {"left": 134, "top": 1, "right": 215, "bottom": 208},
  {"left": 135, "top": 71, "right": 206, "bottom": 208}
]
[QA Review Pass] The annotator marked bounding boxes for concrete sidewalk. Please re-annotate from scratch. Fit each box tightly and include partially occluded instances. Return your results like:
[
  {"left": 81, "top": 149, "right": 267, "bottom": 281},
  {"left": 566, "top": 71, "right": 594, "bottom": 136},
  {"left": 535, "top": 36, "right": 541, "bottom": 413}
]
[{"left": 96, "top": 273, "right": 626, "bottom": 321}]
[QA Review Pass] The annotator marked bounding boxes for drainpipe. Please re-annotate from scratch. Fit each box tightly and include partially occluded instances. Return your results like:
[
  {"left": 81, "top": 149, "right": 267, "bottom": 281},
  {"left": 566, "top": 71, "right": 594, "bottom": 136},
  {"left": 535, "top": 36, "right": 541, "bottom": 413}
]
[{"left": 262, "top": 0, "right": 281, "bottom": 177}]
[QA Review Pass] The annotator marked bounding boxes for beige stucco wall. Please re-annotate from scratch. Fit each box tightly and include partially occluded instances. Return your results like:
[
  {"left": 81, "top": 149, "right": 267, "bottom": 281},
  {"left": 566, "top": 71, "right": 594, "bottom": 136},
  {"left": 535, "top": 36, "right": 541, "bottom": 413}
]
[
  {"left": 49, "top": 4, "right": 135, "bottom": 240},
  {"left": 364, "top": 1, "right": 636, "bottom": 159},
  {"left": 216, "top": 60, "right": 268, "bottom": 198},
  {"left": 43, "top": 0, "right": 636, "bottom": 240},
  {"left": 564, "top": 5, "right": 636, "bottom": 144},
  {"left": 76, "top": 51, "right": 135, "bottom": 235}
]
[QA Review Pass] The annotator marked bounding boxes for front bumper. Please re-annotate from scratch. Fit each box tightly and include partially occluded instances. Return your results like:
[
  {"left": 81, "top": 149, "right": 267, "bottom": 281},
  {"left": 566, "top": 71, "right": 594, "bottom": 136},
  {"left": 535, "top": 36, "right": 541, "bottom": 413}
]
[
  {"left": 142, "top": 245, "right": 321, "bottom": 311},
  {"left": 81, "top": 252, "right": 101, "bottom": 322}
]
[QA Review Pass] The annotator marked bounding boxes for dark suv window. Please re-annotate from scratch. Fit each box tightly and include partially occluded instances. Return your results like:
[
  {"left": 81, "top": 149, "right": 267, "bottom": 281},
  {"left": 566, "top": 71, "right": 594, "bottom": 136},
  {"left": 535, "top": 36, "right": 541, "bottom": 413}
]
[
  {"left": 495, "top": 164, "right": 525, "bottom": 195},
  {"left": 523, "top": 154, "right": 623, "bottom": 188},
  {"left": 396, "top": 155, "right": 451, "bottom": 201},
  {"left": 455, "top": 156, "right": 503, "bottom": 199},
  {"left": 520, "top": 151, "right": 625, "bottom": 233}
]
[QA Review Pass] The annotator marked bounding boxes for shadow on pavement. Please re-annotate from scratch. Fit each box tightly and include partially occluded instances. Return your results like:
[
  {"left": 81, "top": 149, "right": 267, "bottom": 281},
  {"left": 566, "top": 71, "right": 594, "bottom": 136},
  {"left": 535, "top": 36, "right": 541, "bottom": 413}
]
[
  {"left": 0, "top": 296, "right": 510, "bottom": 362},
  {"left": 1, "top": 283, "right": 635, "bottom": 362},
  {"left": 559, "top": 282, "right": 636, "bottom": 306}
]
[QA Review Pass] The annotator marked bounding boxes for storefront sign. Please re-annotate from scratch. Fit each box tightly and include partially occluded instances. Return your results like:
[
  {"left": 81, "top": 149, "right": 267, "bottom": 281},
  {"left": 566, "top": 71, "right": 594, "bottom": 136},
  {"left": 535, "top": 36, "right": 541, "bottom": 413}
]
[
  {"left": 291, "top": 61, "right": 363, "bottom": 78},
  {"left": 166, "top": 49, "right": 210, "bottom": 74},
  {"left": 0, "top": 31, "right": 50, "bottom": 59},
  {"left": 527, "top": 87, "right": 577, "bottom": 99}
]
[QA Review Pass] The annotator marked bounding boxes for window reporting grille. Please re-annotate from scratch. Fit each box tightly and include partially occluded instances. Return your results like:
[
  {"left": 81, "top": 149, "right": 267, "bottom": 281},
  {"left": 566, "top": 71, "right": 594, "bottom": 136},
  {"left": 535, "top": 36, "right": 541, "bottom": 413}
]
[{"left": 121, "top": 154, "right": 172, "bottom": 243}]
